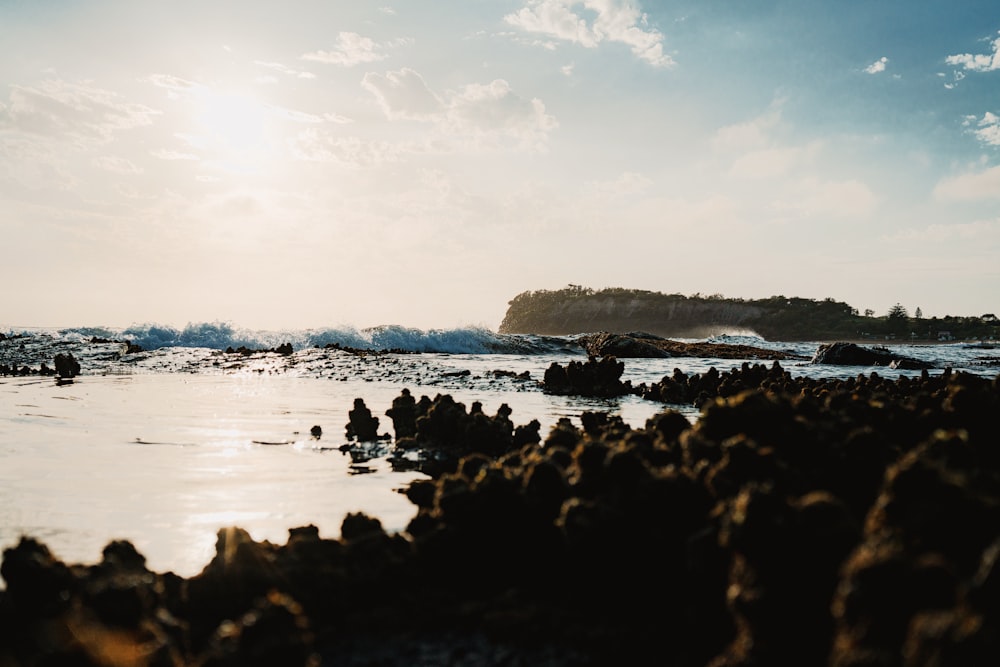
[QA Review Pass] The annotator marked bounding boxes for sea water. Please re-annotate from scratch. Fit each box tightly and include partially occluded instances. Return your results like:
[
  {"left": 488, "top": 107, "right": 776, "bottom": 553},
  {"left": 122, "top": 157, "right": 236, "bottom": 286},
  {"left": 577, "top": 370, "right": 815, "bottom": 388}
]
[{"left": 1, "top": 325, "right": 997, "bottom": 577}]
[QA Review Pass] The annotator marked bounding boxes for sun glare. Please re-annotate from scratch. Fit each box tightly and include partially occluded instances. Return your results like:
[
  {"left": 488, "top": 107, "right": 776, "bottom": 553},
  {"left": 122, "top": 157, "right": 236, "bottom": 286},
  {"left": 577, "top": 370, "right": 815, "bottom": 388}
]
[{"left": 192, "top": 89, "right": 277, "bottom": 173}]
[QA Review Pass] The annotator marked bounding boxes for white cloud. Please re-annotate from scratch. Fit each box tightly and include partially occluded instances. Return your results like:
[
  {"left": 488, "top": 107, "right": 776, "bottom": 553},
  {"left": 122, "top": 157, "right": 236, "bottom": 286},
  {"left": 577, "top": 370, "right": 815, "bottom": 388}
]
[
  {"left": 288, "top": 129, "right": 405, "bottom": 166},
  {"left": 730, "top": 145, "right": 817, "bottom": 180},
  {"left": 361, "top": 68, "right": 444, "bottom": 120},
  {"left": 146, "top": 74, "right": 198, "bottom": 98},
  {"left": 150, "top": 149, "right": 199, "bottom": 161},
  {"left": 1, "top": 79, "right": 158, "bottom": 145},
  {"left": 766, "top": 178, "right": 878, "bottom": 220},
  {"left": 945, "top": 31, "right": 1000, "bottom": 72},
  {"left": 965, "top": 112, "right": 1000, "bottom": 147},
  {"left": 254, "top": 61, "right": 316, "bottom": 80},
  {"left": 587, "top": 171, "right": 652, "bottom": 197},
  {"left": 934, "top": 165, "right": 1000, "bottom": 201},
  {"left": 301, "top": 32, "right": 388, "bottom": 67},
  {"left": 444, "top": 79, "right": 558, "bottom": 149},
  {"left": 712, "top": 111, "right": 780, "bottom": 153},
  {"left": 92, "top": 156, "right": 142, "bottom": 174},
  {"left": 360, "top": 68, "right": 558, "bottom": 152},
  {"left": 505, "top": 0, "right": 673, "bottom": 68},
  {"left": 887, "top": 219, "right": 1000, "bottom": 242},
  {"left": 865, "top": 56, "right": 888, "bottom": 74}
]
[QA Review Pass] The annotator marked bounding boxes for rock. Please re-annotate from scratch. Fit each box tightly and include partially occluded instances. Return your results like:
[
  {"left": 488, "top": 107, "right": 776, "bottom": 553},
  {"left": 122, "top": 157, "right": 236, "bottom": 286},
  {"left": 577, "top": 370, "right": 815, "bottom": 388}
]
[
  {"left": 578, "top": 331, "right": 803, "bottom": 360},
  {"left": 543, "top": 356, "right": 632, "bottom": 397},
  {"left": 578, "top": 332, "right": 672, "bottom": 358},
  {"left": 54, "top": 352, "right": 80, "bottom": 378},
  {"left": 345, "top": 398, "right": 382, "bottom": 442},
  {"left": 811, "top": 341, "right": 934, "bottom": 369}
]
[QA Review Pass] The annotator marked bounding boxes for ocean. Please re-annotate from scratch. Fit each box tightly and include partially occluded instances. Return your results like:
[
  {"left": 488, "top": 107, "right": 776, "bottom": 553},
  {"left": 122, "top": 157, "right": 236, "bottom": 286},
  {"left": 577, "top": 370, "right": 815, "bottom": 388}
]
[{"left": 2, "top": 323, "right": 997, "bottom": 577}]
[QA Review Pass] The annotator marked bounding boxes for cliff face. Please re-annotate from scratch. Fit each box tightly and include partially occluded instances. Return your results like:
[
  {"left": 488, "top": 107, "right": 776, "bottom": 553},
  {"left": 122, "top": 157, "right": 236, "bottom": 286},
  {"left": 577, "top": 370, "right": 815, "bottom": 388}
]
[{"left": 499, "top": 288, "right": 864, "bottom": 341}]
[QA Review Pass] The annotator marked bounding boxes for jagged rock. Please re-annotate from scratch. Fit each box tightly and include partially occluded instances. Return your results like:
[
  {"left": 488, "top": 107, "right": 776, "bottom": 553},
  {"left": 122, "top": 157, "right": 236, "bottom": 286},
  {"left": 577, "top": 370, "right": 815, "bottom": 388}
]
[{"left": 543, "top": 355, "right": 632, "bottom": 397}]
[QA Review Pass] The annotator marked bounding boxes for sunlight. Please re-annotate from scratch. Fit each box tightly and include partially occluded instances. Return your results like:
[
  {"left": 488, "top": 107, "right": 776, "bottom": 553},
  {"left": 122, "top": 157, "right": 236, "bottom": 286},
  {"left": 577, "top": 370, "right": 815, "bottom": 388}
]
[{"left": 192, "top": 88, "right": 277, "bottom": 174}]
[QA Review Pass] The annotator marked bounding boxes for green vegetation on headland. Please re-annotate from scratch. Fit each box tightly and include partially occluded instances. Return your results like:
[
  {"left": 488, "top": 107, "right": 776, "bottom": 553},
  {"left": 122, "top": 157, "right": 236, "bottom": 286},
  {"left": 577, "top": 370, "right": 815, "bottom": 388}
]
[{"left": 499, "top": 286, "right": 999, "bottom": 342}]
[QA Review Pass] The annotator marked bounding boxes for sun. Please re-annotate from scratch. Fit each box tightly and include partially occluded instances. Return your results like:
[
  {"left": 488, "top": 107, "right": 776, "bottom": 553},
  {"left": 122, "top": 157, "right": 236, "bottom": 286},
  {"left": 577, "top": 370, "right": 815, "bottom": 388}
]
[{"left": 191, "top": 88, "right": 277, "bottom": 174}]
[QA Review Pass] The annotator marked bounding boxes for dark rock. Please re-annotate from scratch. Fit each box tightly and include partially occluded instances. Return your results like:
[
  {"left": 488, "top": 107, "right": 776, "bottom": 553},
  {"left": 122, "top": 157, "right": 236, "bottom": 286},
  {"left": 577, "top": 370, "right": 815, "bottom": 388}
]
[
  {"left": 543, "top": 356, "right": 632, "bottom": 397},
  {"left": 345, "top": 398, "right": 382, "bottom": 442},
  {"left": 811, "top": 341, "right": 934, "bottom": 369},
  {"left": 54, "top": 352, "right": 80, "bottom": 378}
]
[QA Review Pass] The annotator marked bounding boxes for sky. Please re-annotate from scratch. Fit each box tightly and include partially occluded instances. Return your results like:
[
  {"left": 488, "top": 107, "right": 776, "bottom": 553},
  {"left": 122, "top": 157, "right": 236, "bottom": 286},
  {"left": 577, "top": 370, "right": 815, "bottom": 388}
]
[{"left": 1, "top": 0, "right": 999, "bottom": 331}]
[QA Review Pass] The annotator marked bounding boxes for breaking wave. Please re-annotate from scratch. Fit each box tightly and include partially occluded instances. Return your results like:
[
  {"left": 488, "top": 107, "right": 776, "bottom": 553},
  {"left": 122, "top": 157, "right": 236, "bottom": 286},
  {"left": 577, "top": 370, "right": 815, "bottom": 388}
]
[{"left": 45, "top": 322, "right": 583, "bottom": 355}]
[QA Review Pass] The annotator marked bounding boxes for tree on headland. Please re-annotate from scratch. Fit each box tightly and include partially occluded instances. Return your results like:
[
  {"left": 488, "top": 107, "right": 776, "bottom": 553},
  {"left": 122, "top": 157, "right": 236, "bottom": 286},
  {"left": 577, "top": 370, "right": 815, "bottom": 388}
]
[
  {"left": 886, "top": 303, "right": 909, "bottom": 337},
  {"left": 915, "top": 307, "right": 923, "bottom": 319},
  {"left": 887, "top": 303, "right": 908, "bottom": 319}
]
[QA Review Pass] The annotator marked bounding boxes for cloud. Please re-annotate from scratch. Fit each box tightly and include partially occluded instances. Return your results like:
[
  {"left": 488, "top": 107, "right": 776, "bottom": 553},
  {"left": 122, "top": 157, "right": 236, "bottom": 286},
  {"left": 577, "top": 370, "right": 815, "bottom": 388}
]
[
  {"left": 964, "top": 112, "right": 1000, "bottom": 147},
  {"left": 254, "top": 61, "right": 316, "bottom": 80},
  {"left": 762, "top": 178, "right": 878, "bottom": 221},
  {"left": 940, "top": 69, "right": 967, "bottom": 89},
  {"left": 934, "top": 165, "right": 1000, "bottom": 201},
  {"left": 362, "top": 68, "right": 444, "bottom": 120},
  {"left": 712, "top": 110, "right": 781, "bottom": 153},
  {"left": 945, "top": 31, "right": 1000, "bottom": 72},
  {"left": 150, "top": 149, "right": 199, "bottom": 161},
  {"left": 505, "top": 0, "right": 673, "bottom": 68},
  {"left": 92, "top": 156, "right": 142, "bottom": 174},
  {"left": 865, "top": 56, "right": 889, "bottom": 74},
  {"left": 887, "top": 219, "right": 1000, "bottom": 242},
  {"left": 360, "top": 68, "right": 558, "bottom": 152},
  {"left": 288, "top": 129, "right": 406, "bottom": 166},
  {"left": 146, "top": 74, "right": 199, "bottom": 98},
  {"left": 301, "top": 32, "right": 389, "bottom": 66},
  {"left": 444, "top": 79, "right": 558, "bottom": 149},
  {"left": 587, "top": 171, "right": 652, "bottom": 197},
  {"left": 1, "top": 79, "right": 158, "bottom": 145}
]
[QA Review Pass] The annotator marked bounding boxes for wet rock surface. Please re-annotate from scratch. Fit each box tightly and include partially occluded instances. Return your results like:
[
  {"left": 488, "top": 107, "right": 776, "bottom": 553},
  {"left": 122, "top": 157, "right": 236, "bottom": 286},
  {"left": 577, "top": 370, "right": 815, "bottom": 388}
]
[{"left": 3, "top": 370, "right": 999, "bottom": 665}]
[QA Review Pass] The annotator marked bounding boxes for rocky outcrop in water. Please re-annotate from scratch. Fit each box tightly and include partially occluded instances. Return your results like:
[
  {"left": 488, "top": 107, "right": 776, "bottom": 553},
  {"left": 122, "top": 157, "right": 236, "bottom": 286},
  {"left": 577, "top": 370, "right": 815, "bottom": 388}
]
[
  {"left": 542, "top": 356, "right": 632, "bottom": 398},
  {"left": 811, "top": 341, "right": 934, "bottom": 369},
  {"left": 578, "top": 331, "right": 805, "bottom": 360}
]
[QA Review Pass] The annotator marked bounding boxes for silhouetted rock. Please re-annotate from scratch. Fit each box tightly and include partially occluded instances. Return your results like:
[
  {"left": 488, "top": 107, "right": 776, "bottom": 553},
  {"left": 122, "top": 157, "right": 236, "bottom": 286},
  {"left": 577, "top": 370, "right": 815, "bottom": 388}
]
[
  {"left": 811, "top": 341, "right": 934, "bottom": 369},
  {"left": 54, "top": 352, "right": 80, "bottom": 378},
  {"left": 345, "top": 398, "right": 383, "bottom": 442},
  {"left": 543, "top": 355, "right": 632, "bottom": 397}
]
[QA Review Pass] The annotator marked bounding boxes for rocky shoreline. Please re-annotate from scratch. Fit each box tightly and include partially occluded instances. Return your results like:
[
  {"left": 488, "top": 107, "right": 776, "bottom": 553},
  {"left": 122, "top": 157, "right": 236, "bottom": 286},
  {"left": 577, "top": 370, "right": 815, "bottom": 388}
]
[{"left": 3, "top": 365, "right": 998, "bottom": 666}]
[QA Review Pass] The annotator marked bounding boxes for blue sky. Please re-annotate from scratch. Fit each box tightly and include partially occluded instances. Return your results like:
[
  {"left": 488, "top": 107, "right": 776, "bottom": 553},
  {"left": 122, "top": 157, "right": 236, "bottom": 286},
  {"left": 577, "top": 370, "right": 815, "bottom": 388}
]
[{"left": 1, "top": 0, "right": 998, "bottom": 330}]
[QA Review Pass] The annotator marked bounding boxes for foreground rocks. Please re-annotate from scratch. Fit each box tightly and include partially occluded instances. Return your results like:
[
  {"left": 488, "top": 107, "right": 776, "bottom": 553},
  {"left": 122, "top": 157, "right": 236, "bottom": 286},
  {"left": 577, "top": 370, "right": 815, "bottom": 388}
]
[{"left": 2, "top": 371, "right": 999, "bottom": 666}]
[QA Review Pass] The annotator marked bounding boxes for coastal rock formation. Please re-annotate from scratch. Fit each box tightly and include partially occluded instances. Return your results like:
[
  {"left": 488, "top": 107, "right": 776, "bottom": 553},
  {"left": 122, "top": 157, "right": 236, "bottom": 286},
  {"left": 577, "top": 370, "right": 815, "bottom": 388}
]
[
  {"left": 811, "top": 341, "right": 934, "bottom": 369},
  {"left": 542, "top": 356, "right": 632, "bottom": 397},
  {"left": 578, "top": 331, "right": 804, "bottom": 360}
]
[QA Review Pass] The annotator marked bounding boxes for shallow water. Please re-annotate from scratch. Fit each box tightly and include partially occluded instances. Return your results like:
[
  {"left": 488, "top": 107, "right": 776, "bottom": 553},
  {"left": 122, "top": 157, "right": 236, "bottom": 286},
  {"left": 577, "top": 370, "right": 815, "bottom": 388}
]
[{"left": 1, "top": 330, "right": 997, "bottom": 577}]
